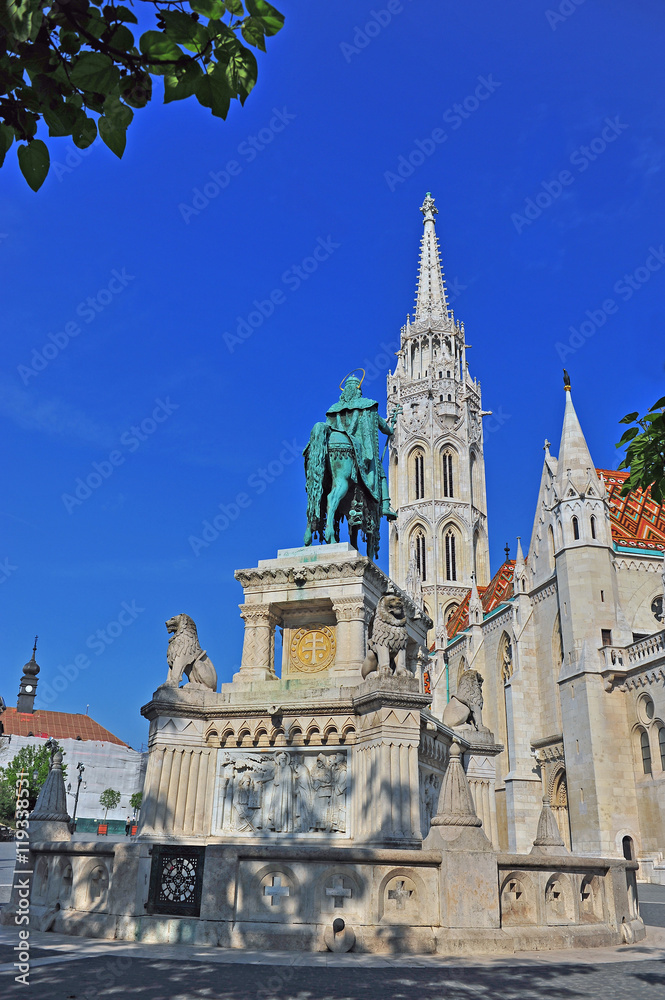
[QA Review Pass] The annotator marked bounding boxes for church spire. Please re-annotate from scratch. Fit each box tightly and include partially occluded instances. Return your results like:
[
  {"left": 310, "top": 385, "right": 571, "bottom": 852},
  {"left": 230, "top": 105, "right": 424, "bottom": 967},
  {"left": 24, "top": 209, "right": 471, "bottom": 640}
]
[
  {"left": 555, "top": 375, "right": 600, "bottom": 495},
  {"left": 413, "top": 193, "right": 449, "bottom": 324},
  {"left": 17, "top": 635, "right": 40, "bottom": 714}
]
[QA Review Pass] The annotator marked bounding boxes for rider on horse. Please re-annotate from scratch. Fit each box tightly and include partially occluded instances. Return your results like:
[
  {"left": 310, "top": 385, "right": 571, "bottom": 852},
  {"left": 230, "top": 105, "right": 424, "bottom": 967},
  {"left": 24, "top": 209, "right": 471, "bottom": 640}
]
[{"left": 303, "top": 374, "right": 398, "bottom": 560}]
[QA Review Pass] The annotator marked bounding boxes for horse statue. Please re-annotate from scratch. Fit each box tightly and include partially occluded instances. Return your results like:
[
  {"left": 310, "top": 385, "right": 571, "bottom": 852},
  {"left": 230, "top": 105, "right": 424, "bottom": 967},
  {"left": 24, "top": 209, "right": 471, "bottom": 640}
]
[{"left": 303, "top": 373, "right": 400, "bottom": 560}]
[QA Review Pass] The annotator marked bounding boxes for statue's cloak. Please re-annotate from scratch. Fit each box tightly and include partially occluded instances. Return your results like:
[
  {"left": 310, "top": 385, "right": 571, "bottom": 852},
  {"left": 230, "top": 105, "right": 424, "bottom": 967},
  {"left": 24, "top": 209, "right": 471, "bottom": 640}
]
[{"left": 326, "top": 395, "right": 382, "bottom": 502}]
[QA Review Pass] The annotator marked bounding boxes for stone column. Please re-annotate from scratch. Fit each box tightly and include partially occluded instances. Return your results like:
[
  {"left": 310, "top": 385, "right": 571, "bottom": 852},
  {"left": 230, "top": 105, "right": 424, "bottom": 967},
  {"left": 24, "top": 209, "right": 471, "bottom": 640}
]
[
  {"left": 235, "top": 603, "right": 280, "bottom": 682},
  {"left": 332, "top": 597, "right": 370, "bottom": 678}
]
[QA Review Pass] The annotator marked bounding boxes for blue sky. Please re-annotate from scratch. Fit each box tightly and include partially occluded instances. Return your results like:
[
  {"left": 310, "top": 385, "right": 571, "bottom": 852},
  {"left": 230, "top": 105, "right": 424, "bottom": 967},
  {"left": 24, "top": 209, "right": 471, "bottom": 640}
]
[{"left": 1, "top": 0, "right": 664, "bottom": 748}]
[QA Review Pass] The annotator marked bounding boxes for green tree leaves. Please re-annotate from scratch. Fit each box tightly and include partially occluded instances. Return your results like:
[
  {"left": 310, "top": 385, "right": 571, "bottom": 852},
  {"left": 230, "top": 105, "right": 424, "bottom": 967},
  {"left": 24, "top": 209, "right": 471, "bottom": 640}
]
[
  {"left": 17, "top": 139, "right": 49, "bottom": 190},
  {"left": 617, "top": 396, "right": 665, "bottom": 504},
  {"left": 1, "top": 0, "right": 285, "bottom": 189},
  {"left": 0, "top": 743, "right": 66, "bottom": 821}
]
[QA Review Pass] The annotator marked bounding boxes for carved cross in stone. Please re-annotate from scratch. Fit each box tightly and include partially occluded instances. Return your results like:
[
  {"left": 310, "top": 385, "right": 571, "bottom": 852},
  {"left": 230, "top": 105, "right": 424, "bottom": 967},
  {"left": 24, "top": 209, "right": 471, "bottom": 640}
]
[
  {"left": 264, "top": 875, "right": 290, "bottom": 906},
  {"left": 387, "top": 880, "right": 413, "bottom": 910},
  {"left": 506, "top": 880, "right": 522, "bottom": 901},
  {"left": 325, "top": 875, "right": 352, "bottom": 908},
  {"left": 301, "top": 631, "right": 327, "bottom": 664}
]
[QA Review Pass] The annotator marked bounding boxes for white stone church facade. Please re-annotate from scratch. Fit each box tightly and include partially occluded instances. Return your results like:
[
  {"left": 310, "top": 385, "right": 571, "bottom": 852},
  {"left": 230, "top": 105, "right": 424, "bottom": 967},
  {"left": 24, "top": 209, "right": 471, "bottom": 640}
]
[{"left": 389, "top": 194, "right": 665, "bottom": 880}]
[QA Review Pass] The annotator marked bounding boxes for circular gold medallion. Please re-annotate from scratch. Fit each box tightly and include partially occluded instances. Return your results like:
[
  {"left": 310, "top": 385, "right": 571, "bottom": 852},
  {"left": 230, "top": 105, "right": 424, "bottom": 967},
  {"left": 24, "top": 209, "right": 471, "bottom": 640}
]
[{"left": 290, "top": 626, "right": 336, "bottom": 672}]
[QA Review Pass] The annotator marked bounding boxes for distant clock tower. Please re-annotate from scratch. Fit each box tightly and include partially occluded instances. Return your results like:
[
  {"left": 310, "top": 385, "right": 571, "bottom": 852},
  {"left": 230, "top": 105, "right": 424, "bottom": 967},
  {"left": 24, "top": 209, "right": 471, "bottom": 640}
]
[{"left": 17, "top": 637, "right": 40, "bottom": 714}]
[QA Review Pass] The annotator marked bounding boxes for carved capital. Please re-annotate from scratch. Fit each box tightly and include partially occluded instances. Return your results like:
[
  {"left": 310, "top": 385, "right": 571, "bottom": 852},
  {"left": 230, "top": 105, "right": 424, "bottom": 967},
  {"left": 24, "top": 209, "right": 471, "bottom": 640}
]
[
  {"left": 240, "top": 604, "right": 280, "bottom": 628},
  {"left": 332, "top": 597, "right": 371, "bottom": 623}
]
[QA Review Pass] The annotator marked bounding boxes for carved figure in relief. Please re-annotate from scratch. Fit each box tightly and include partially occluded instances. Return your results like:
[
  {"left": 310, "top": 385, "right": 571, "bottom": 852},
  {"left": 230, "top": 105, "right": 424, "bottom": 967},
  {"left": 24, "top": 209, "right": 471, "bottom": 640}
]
[
  {"left": 331, "top": 754, "right": 348, "bottom": 832},
  {"left": 442, "top": 669, "right": 485, "bottom": 730},
  {"left": 217, "top": 750, "right": 348, "bottom": 836},
  {"left": 164, "top": 614, "right": 217, "bottom": 691},
  {"left": 269, "top": 752, "right": 294, "bottom": 832},
  {"left": 419, "top": 771, "right": 440, "bottom": 835},
  {"left": 361, "top": 591, "right": 410, "bottom": 678},
  {"left": 312, "top": 754, "right": 334, "bottom": 831},
  {"left": 293, "top": 756, "right": 314, "bottom": 832}
]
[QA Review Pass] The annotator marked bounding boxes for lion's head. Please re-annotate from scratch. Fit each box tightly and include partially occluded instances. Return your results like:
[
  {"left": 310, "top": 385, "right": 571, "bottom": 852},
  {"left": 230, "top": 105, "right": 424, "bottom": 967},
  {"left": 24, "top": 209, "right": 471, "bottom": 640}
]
[
  {"left": 456, "top": 669, "right": 484, "bottom": 709},
  {"left": 166, "top": 613, "right": 197, "bottom": 637},
  {"left": 378, "top": 594, "right": 407, "bottom": 627}
]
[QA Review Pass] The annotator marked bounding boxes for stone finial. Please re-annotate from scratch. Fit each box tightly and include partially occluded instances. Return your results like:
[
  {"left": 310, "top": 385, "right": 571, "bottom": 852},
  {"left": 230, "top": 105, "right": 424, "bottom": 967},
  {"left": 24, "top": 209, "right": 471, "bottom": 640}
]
[
  {"left": 430, "top": 742, "right": 482, "bottom": 828},
  {"left": 531, "top": 795, "right": 568, "bottom": 855},
  {"left": 31, "top": 751, "right": 70, "bottom": 823}
]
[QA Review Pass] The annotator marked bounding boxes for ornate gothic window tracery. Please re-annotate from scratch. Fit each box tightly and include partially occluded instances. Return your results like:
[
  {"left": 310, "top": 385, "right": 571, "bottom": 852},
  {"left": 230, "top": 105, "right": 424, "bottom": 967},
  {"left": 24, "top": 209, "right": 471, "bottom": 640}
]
[
  {"left": 414, "top": 530, "right": 427, "bottom": 581},
  {"left": 444, "top": 528, "right": 457, "bottom": 581},
  {"left": 442, "top": 451, "right": 454, "bottom": 497},
  {"left": 413, "top": 450, "right": 425, "bottom": 500}
]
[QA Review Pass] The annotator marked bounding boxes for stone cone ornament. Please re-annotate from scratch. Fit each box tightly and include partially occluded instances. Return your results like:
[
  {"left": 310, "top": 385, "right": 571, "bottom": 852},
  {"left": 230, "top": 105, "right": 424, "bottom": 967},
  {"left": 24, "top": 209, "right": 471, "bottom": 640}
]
[
  {"left": 531, "top": 795, "right": 568, "bottom": 855},
  {"left": 430, "top": 741, "right": 482, "bottom": 828},
  {"left": 31, "top": 751, "right": 70, "bottom": 823}
]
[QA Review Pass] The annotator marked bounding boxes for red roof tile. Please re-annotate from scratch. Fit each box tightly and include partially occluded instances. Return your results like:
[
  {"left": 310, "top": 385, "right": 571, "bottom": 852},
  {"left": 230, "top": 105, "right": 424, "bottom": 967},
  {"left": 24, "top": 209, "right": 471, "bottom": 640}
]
[
  {"left": 599, "top": 468, "right": 665, "bottom": 552},
  {"left": 0, "top": 708, "right": 127, "bottom": 746},
  {"left": 446, "top": 560, "right": 516, "bottom": 640}
]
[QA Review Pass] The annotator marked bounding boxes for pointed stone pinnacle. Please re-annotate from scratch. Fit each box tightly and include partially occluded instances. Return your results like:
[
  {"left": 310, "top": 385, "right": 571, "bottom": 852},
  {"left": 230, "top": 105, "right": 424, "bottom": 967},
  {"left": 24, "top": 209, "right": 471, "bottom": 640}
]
[{"left": 430, "top": 742, "right": 482, "bottom": 828}]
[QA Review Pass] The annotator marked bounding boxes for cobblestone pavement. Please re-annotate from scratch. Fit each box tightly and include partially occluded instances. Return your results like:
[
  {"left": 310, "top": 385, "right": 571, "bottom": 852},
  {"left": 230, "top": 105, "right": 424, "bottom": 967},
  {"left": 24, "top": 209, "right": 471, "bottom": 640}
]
[{"left": 1, "top": 953, "right": 665, "bottom": 1000}]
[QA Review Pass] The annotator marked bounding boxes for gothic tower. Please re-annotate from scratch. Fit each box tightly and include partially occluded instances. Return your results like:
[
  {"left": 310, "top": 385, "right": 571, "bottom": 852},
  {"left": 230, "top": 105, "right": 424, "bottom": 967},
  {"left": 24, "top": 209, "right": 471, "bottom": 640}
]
[{"left": 388, "top": 194, "right": 490, "bottom": 634}]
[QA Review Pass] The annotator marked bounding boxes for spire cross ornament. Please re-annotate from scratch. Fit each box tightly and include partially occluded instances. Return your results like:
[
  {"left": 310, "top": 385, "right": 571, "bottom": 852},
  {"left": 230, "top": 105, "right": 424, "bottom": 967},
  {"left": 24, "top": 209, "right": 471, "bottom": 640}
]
[
  {"left": 504, "top": 543, "right": 510, "bottom": 561},
  {"left": 32, "top": 635, "right": 38, "bottom": 657}
]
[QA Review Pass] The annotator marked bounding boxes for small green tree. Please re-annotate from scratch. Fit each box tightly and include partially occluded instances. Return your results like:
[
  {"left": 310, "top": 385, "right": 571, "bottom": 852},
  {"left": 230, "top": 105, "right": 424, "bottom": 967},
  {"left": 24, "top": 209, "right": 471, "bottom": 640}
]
[
  {"left": 0, "top": 743, "right": 66, "bottom": 824},
  {"left": 99, "top": 787, "right": 121, "bottom": 822},
  {"left": 617, "top": 397, "right": 665, "bottom": 504},
  {"left": 129, "top": 790, "right": 142, "bottom": 817}
]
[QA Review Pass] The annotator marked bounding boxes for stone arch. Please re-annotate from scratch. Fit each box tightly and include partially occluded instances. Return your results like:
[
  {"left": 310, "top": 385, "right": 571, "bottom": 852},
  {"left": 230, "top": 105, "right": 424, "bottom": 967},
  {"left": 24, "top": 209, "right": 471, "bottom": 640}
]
[
  {"left": 633, "top": 724, "right": 652, "bottom": 776},
  {"left": 253, "top": 864, "right": 299, "bottom": 918},
  {"left": 441, "top": 520, "right": 463, "bottom": 582},
  {"left": 439, "top": 443, "right": 458, "bottom": 498},
  {"left": 544, "top": 872, "right": 575, "bottom": 924},
  {"left": 378, "top": 867, "right": 426, "bottom": 924},
  {"left": 56, "top": 857, "right": 73, "bottom": 906},
  {"left": 409, "top": 522, "right": 429, "bottom": 583},
  {"left": 470, "top": 449, "right": 483, "bottom": 510},
  {"left": 88, "top": 863, "right": 110, "bottom": 906},
  {"left": 579, "top": 874, "right": 604, "bottom": 923},
  {"left": 548, "top": 525, "right": 555, "bottom": 572},
  {"left": 34, "top": 856, "right": 49, "bottom": 902},
  {"left": 500, "top": 870, "right": 537, "bottom": 926},
  {"left": 549, "top": 766, "right": 572, "bottom": 850},
  {"left": 442, "top": 601, "right": 459, "bottom": 628},
  {"left": 407, "top": 443, "right": 430, "bottom": 502},
  {"left": 456, "top": 655, "right": 468, "bottom": 685}
]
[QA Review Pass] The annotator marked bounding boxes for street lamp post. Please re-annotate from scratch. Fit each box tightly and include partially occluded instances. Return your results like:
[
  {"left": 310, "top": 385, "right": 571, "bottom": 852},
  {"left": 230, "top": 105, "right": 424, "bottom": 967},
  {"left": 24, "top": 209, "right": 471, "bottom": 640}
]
[{"left": 71, "top": 763, "right": 85, "bottom": 833}]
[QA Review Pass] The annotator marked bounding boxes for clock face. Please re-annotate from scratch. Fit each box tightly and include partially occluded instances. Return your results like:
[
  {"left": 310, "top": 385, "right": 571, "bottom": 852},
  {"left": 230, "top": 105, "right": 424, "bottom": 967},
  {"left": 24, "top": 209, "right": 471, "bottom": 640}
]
[{"left": 25, "top": 685, "right": 33, "bottom": 693}]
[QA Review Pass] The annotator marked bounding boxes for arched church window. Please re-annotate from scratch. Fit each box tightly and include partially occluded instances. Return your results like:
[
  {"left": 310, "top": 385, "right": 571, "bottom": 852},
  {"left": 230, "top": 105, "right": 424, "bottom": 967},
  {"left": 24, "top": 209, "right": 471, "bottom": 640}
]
[
  {"left": 414, "top": 530, "right": 427, "bottom": 582},
  {"left": 590, "top": 515, "right": 596, "bottom": 539},
  {"left": 445, "top": 529, "right": 457, "bottom": 581},
  {"left": 413, "top": 451, "right": 425, "bottom": 500},
  {"left": 640, "top": 729, "right": 652, "bottom": 775},
  {"left": 438, "top": 371, "right": 442, "bottom": 378},
  {"left": 447, "top": 394, "right": 452, "bottom": 402},
  {"left": 572, "top": 516, "right": 580, "bottom": 540},
  {"left": 442, "top": 451, "right": 454, "bottom": 497},
  {"left": 659, "top": 726, "right": 665, "bottom": 770},
  {"left": 439, "top": 395, "right": 443, "bottom": 402},
  {"left": 548, "top": 525, "right": 555, "bottom": 572},
  {"left": 447, "top": 370, "right": 451, "bottom": 377}
]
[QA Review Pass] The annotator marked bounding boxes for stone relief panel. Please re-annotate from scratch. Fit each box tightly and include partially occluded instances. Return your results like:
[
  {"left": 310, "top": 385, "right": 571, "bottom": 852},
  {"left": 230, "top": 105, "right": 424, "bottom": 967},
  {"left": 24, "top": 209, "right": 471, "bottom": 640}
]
[
  {"left": 213, "top": 749, "right": 349, "bottom": 837},
  {"left": 419, "top": 768, "right": 442, "bottom": 837},
  {"left": 289, "top": 626, "right": 336, "bottom": 673}
]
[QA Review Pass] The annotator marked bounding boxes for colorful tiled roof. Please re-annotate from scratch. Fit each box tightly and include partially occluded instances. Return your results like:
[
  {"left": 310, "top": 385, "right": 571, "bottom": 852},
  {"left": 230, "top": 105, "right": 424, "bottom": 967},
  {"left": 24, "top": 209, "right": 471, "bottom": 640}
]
[
  {"left": 446, "top": 560, "right": 515, "bottom": 640},
  {"left": 0, "top": 708, "right": 127, "bottom": 746},
  {"left": 599, "top": 469, "right": 665, "bottom": 552}
]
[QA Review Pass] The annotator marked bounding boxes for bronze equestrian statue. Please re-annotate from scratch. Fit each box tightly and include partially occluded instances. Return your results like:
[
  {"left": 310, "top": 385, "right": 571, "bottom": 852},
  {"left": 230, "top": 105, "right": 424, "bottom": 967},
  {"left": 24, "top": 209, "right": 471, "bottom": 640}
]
[{"left": 303, "top": 373, "right": 399, "bottom": 560}]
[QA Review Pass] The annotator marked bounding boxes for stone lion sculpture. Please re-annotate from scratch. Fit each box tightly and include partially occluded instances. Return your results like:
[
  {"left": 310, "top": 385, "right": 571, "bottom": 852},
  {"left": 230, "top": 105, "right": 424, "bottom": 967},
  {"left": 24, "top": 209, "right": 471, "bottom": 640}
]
[
  {"left": 165, "top": 614, "right": 217, "bottom": 691},
  {"left": 361, "top": 592, "right": 411, "bottom": 678},
  {"left": 442, "top": 669, "right": 484, "bottom": 730}
]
